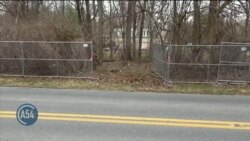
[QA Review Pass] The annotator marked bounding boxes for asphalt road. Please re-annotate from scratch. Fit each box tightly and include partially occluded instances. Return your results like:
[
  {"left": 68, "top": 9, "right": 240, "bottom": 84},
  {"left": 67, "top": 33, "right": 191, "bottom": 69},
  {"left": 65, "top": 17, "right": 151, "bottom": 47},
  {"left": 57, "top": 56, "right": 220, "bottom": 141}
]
[{"left": 0, "top": 87, "right": 250, "bottom": 141}]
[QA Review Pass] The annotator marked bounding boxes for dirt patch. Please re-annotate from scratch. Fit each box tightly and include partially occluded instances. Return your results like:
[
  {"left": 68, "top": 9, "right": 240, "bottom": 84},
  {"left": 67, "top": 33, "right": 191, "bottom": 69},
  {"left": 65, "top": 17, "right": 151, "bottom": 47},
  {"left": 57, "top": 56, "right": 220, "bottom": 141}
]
[{"left": 94, "top": 61, "right": 167, "bottom": 87}]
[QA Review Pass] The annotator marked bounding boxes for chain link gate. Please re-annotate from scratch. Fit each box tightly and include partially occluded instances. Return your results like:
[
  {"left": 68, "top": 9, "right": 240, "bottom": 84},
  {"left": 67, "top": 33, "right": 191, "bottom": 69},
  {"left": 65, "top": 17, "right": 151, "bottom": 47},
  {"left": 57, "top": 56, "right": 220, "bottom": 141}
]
[
  {"left": 217, "top": 42, "right": 250, "bottom": 83},
  {"left": 152, "top": 43, "right": 250, "bottom": 84}
]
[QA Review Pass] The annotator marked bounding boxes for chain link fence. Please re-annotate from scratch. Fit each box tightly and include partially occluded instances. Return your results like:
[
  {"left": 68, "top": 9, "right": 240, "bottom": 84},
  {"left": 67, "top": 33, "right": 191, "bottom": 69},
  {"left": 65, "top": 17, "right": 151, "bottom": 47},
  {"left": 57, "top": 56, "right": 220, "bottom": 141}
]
[
  {"left": 152, "top": 43, "right": 250, "bottom": 84},
  {"left": 0, "top": 41, "right": 93, "bottom": 78},
  {"left": 218, "top": 42, "right": 250, "bottom": 83}
]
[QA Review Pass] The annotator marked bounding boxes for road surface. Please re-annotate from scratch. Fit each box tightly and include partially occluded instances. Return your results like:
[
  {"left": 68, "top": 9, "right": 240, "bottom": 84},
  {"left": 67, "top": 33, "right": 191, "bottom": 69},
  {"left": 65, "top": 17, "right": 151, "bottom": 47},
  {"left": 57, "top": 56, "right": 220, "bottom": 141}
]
[{"left": 0, "top": 87, "right": 250, "bottom": 141}]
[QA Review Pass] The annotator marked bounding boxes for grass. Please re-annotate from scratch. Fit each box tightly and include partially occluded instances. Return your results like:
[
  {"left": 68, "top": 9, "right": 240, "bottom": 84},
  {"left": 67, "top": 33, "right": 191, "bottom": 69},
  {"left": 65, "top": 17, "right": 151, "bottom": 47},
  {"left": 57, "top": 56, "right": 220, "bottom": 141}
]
[
  {"left": 0, "top": 61, "right": 249, "bottom": 95},
  {"left": 0, "top": 76, "right": 249, "bottom": 95}
]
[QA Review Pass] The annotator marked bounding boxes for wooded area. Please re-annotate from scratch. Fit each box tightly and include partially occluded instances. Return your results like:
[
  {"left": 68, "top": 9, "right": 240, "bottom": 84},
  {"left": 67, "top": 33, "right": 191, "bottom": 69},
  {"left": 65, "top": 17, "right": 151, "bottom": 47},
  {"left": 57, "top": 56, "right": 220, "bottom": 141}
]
[{"left": 0, "top": 0, "right": 249, "bottom": 66}]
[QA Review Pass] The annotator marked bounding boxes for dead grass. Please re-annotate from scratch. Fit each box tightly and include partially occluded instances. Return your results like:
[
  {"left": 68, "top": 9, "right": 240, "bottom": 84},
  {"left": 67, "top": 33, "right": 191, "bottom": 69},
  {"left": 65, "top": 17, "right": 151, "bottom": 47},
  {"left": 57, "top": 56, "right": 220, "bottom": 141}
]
[{"left": 0, "top": 61, "right": 249, "bottom": 95}]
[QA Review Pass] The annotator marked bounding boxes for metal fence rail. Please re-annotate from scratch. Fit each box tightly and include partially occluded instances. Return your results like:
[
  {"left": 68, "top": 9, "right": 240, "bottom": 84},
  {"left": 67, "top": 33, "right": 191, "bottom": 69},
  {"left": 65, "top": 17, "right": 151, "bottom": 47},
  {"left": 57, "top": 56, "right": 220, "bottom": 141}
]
[
  {"left": 0, "top": 41, "right": 93, "bottom": 78},
  {"left": 152, "top": 43, "right": 250, "bottom": 84}
]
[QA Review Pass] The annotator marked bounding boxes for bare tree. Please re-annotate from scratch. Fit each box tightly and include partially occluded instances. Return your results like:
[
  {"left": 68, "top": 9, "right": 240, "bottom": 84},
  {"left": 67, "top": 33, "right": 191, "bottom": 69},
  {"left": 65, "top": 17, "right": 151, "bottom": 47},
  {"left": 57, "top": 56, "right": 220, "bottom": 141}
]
[
  {"left": 85, "top": 0, "right": 92, "bottom": 41},
  {"left": 208, "top": 0, "right": 232, "bottom": 44},
  {"left": 97, "top": 0, "right": 104, "bottom": 64},
  {"left": 132, "top": 1, "right": 138, "bottom": 60},
  {"left": 61, "top": 0, "right": 65, "bottom": 16},
  {"left": 115, "top": 1, "right": 126, "bottom": 62},
  {"left": 109, "top": 0, "right": 113, "bottom": 60},
  {"left": 75, "top": 0, "right": 84, "bottom": 33},
  {"left": 173, "top": 0, "right": 178, "bottom": 44},
  {"left": 192, "top": 0, "right": 201, "bottom": 45},
  {"left": 138, "top": 0, "right": 147, "bottom": 61},
  {"left": 148, "top": 0, "right": 155, "bottom": 60},
  {"left": 239, "top": 0, "right": 250, "bottom": 41},
  {"left": 125, "top": 1, "right": 136, "bottom": 62},
  {"left": 172, "top": 0, "right": 191, "bottom": 44},
  {"left": 92, "top": 0, "right": 97, "bottom": 36}
]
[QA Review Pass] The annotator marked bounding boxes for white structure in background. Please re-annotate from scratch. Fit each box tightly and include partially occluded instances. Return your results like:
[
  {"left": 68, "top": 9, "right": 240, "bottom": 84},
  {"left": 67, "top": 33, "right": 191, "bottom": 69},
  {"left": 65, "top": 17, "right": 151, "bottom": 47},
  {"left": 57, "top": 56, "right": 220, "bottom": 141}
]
[{"left": 113, "top": 28, "right": 150, "bottom": 50}]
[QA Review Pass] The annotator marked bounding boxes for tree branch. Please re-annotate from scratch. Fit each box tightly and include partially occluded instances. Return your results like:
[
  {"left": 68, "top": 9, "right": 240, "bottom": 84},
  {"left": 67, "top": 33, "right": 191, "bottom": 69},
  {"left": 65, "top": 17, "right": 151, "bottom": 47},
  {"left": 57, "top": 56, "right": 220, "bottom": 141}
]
[{"left": 218, "top": 0, "right": 232, "bottom": 14}]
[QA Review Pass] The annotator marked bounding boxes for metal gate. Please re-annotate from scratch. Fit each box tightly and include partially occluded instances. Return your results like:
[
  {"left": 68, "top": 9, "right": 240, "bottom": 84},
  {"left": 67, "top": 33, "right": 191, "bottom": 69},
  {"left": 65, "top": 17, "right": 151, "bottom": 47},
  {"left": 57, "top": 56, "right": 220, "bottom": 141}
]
[
  {"left": 217, "top": 42, "right": 250, "bottom": 83},
  {"left": 153, "top": 43, "right": 250, "bottom": 83}
]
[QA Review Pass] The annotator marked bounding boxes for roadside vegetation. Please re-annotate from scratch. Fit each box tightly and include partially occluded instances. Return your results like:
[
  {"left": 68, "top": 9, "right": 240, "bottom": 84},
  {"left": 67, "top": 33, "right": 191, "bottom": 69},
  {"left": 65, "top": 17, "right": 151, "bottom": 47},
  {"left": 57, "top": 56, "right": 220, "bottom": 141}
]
[{"left": 0, "top": 62, "right": 249, "bottom": 95}]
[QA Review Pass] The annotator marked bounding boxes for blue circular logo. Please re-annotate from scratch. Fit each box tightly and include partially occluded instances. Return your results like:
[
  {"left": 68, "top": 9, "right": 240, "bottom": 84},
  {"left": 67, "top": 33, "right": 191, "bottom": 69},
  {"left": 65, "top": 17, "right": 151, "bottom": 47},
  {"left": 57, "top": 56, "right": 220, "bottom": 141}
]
[{"left": 16, "top": 104, "right": 38, "bottom": 126}]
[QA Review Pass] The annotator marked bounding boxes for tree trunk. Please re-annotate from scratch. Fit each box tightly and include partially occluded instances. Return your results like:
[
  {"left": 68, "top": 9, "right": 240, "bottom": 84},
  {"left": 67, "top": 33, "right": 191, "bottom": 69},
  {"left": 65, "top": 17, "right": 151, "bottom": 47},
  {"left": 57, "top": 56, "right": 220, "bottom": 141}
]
[
  {"left": 138, "top": 0, "right": 147, "bottom": 61},
  {"left": 125, "top": 1, "right": 136, "bottom": 61},
  {"left": 62, "top": 0, "right": 65, "bottom": 16},
  {"left": 97, "top": 1, "right": 104, "bottom": 64},
  {"left": 75, "top": 0, "right": 84, "bottom": 35},
  {"left": 245, "top": 11, "right": 249, "bottom": 41},
  {"left": 84, "top": 0, "right": 92, "bottom": 62},
  {"left": 20, "top": 1, "right": 28, "bottom": 18},
  {"left": 118, "top": 1, "right": 127, "bottom": 64},
  {"left": 246, "top": 0, "right": 250, "bottom": 40},
  {"left": 109, "top": 0, "right": 113, "bottom": 60},
  {"left": 92, "top": 0, "right": 97, "bottom": 34},
  {"left": 208, "top": 0, "right": 218, "bottom": 45},
  {"left": 239, "top": 0, "right": 250, "bottom": 41},
  {"left": 132, "top": 3, "right": 137, "bottom": 60},
  {"left": 173, "top": 0, "right": 178, "bottom": 44},
  {"left": 85, "top": 0, "right": 92, "bottom": 41},
  {"left": 172, "top": 0, "right": 180, "bottom": 63},
  {"left": 192, "top": 0, "right": 200, "bottom": 45},
  {"left": 75, "top": 1, "right": 82, "bottom": 24},
  {"left": 208, "top": 0, "right": 231, "bottom": 44},
  {"left": 148, "top": 0, "right": 155, "bottom": 60}
]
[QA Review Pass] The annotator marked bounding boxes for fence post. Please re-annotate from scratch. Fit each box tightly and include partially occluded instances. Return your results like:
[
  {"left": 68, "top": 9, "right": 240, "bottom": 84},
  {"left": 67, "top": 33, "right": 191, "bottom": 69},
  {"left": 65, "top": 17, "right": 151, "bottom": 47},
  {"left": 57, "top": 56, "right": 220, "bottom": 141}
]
[
  {"left": 216, "top": 44, "right": 223, "bottom": 83},
  {"left": 248, "top": 63, "right": 250, "bottom": 83},
  {"left": 20, "top": 41, "right": 25, "bottom": 76},
  {"left": 167, "top": 45, "right": 171, "bottom": 82},
  {"left": 56, "top": 44, "right": 59, "bottom": 76},
  {"left": 207, "top": 45, "right": 211, "bottom": 82},
  {"left": 249, "top": 45, "right": 250, "bottom": 83},
  {"left": 90, "top": 42, "right": 94, "bottom": 77}
]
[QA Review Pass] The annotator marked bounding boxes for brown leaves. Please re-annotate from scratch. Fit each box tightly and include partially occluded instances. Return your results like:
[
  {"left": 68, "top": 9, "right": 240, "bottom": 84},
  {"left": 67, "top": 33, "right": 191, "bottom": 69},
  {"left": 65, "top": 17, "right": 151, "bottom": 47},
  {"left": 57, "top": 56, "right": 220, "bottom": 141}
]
[{"left": 94, "top": 61, "right": 165, "bottom": 88}]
